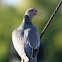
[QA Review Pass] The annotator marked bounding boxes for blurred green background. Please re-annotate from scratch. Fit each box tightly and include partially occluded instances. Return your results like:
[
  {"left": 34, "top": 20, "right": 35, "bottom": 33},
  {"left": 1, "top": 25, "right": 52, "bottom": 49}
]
[{"left": 0, "top": 0, "right": 62, "bottom": 62}]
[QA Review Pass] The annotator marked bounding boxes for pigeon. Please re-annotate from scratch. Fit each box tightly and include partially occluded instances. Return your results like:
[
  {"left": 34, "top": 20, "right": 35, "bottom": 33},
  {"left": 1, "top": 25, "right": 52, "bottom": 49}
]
[{"left": 12, "top": 8, "right": 40, "bottom": 62}]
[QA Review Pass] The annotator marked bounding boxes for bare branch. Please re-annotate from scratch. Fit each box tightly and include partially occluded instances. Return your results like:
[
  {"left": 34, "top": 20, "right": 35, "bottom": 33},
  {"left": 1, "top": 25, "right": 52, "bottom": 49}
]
[{"left": 40, "top": 0, "right": 62, "bottom": 39}]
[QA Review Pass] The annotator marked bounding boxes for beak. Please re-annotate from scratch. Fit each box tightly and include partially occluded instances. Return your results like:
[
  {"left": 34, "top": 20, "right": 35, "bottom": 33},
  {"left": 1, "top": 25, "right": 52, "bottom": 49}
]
[{"left": 36, "top": 12, "right": 41, "bottom": 16}]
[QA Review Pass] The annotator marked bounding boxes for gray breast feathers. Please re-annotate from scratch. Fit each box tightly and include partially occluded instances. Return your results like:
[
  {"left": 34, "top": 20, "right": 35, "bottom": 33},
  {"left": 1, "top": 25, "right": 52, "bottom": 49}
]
[{"left": 24, "top": 26, "right": 40, "bottom": 49}]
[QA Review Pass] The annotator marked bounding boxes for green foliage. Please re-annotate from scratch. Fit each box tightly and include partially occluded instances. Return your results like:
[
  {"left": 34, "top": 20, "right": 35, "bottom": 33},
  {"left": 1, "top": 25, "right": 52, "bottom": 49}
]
[{"left": 0, "top": 0, "right": 62, "bottom": 62}]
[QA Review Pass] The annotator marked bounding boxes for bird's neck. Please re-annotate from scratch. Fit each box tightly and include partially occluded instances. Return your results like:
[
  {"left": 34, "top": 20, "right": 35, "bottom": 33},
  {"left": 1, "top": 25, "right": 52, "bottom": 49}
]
[
  {"left": 28, "top": 15, "right": 34, "bottom": 21},
  {"left": 25, "top": 13, "right": 34, "bottom": 21},
  {"left": 23, "top": 15, "right": 32, "bottom": 25}
]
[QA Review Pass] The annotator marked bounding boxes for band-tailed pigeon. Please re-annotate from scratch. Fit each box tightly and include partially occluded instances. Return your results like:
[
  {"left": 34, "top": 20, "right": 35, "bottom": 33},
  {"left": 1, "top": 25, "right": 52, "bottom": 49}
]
[{"left": 12, "top": 8, "right": 40, "bottom": 62}]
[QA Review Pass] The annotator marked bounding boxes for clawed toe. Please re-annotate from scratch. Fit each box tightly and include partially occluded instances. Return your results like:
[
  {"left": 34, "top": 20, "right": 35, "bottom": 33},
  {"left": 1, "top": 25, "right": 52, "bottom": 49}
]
[{"left": 21, "top": 59, "right": 24, "bottom": 62}]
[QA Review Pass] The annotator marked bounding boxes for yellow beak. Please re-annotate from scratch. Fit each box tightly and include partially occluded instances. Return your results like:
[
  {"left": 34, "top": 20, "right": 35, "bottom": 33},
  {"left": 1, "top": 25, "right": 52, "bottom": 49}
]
[{"left": 36, "top": 12, "right": 41, "bottom": 16}]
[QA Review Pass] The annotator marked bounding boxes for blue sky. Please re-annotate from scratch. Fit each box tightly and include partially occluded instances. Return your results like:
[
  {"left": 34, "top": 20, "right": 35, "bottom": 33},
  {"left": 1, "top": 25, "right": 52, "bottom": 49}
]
[{"left": 2, "top": 0, "right": 23, "bottom": 6}]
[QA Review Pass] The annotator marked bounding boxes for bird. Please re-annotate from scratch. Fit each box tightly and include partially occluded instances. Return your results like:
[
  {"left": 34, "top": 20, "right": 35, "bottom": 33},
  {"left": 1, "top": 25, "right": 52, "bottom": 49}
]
[{"left": 12, "top": 8, "right": 40, "bottom": 62}]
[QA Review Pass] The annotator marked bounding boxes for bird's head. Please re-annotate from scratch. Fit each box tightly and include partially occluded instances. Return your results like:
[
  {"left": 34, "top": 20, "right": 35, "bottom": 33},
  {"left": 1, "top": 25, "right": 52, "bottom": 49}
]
[{"left": 25, "top": 8, "right": 40, "bottom": 20}]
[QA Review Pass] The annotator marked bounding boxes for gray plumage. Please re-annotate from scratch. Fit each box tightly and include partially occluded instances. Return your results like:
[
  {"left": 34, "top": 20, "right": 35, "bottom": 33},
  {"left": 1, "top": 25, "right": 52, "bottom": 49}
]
[{"left": 12, "top": 8, "right": 40, "bottom": 62}]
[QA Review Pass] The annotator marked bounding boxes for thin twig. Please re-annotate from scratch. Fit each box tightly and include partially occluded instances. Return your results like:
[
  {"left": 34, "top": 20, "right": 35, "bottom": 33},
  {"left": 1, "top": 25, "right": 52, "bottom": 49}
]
[{"left": 40, "top": 0, "right": 62, "bottom": 39}]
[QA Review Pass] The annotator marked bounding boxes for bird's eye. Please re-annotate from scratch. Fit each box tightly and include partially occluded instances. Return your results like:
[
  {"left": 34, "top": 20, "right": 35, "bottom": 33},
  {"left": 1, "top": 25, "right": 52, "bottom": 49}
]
[{"left": 31, "top": 10, "right": 33, "bottom": 12}]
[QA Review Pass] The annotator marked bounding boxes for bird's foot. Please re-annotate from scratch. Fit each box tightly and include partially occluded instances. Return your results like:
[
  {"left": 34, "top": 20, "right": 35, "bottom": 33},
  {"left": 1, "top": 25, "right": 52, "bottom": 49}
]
[
  {"left": 31, "top": 47, "right": 33, "bottom": 59},
  {"left": 21, "top": 59, "right": 24, "bottom": 62},
  {"left": 29, "top": 43, "right": 33, "bottom": 59}
]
